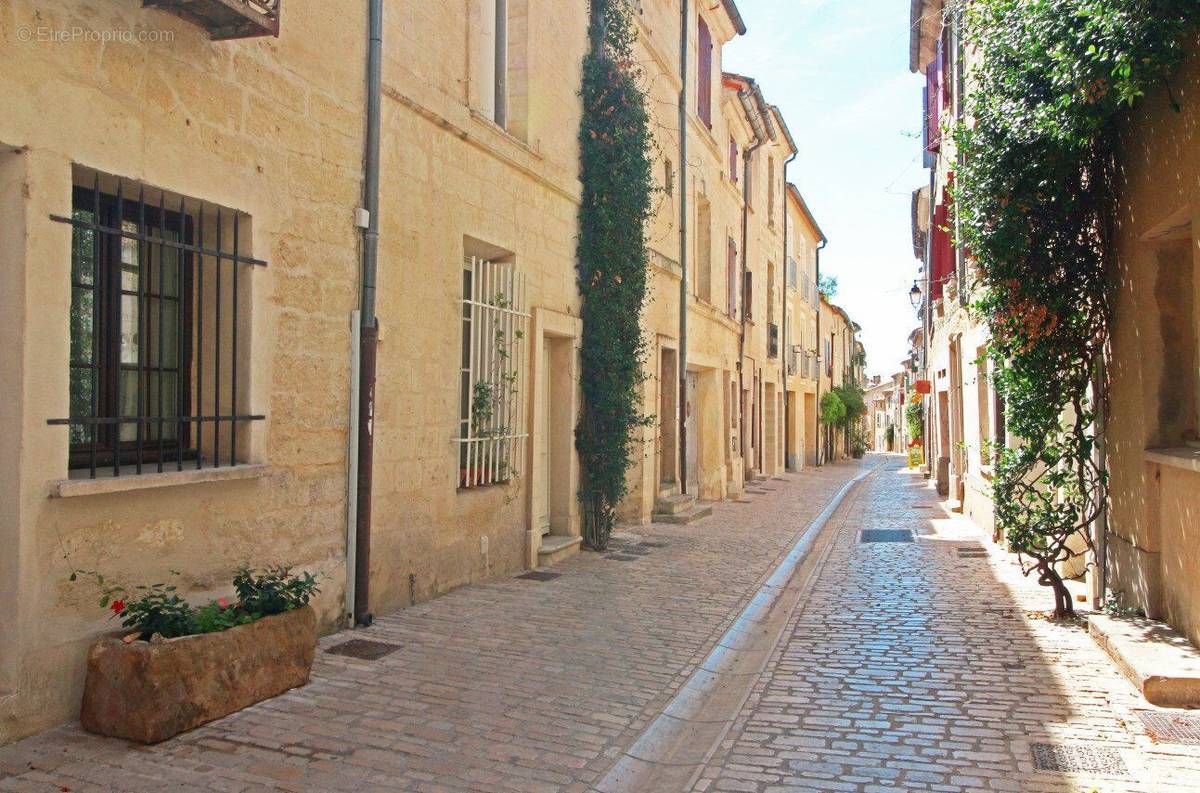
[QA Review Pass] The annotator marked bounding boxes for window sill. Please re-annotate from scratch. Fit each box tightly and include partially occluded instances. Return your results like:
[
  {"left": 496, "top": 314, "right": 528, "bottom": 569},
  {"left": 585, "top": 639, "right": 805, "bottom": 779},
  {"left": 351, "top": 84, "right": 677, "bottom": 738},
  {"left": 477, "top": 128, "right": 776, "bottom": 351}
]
[
  {"left": 1145, "top": 447, "right": 1200, "bottom": 474},
  {"left": 51, "top": 464, "right": 271, "bottom": 498}
]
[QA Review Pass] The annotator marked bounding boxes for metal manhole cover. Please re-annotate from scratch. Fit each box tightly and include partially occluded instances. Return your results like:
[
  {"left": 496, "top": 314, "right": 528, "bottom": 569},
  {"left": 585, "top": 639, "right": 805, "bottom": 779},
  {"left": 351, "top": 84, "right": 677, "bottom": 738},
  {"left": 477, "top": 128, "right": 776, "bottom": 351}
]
[
  {"left": 860, "top": 529, "right": 914, "bottom": 544},
  {"left": 325, "top": 639, "right": 401, "bottom": 660},
  {"left": 1031, "top": 743, "right": 1127, "bottom": 775},
  {"left": 517, "top": 570, "right": 561, "bottom": 582},
  {"left": 1136, "top": 710, "right": 1200, "bottom": 745},
  {"left": 605, "top": 553, "right": 639, "bottom": 561}
]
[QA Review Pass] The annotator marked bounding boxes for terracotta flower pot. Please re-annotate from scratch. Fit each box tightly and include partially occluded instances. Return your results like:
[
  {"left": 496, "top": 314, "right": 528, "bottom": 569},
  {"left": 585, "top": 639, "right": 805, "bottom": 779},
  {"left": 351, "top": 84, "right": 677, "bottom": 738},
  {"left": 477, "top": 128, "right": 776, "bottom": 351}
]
[{"left": 80, "top": 605, "right": 316, "bottom": 743}]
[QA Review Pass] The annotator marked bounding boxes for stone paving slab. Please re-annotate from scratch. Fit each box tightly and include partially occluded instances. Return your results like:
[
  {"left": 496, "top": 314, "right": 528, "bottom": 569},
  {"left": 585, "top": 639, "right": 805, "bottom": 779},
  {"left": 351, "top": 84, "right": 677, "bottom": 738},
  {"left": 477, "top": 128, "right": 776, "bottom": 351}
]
[
  {"left": 0, "top": 462, "right": 866, "bottom": 793},
  {"left": 693, "top": 457, "right": 1200, "bottom": 793}
]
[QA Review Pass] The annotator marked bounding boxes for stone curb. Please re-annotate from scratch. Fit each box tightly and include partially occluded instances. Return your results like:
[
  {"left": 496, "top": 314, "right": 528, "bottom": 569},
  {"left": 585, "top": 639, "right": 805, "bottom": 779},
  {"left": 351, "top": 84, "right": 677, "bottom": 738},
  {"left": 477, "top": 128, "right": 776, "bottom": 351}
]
[{"left": 591, "top": 464, "right": 879, "bottom": 793}]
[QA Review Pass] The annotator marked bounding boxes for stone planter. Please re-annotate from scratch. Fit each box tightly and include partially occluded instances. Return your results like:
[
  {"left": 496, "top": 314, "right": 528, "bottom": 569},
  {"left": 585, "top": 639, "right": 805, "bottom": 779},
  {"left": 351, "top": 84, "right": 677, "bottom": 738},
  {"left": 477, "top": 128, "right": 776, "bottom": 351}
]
[{"left": 80, "top": 605, "right": 316, "bottom": 743}]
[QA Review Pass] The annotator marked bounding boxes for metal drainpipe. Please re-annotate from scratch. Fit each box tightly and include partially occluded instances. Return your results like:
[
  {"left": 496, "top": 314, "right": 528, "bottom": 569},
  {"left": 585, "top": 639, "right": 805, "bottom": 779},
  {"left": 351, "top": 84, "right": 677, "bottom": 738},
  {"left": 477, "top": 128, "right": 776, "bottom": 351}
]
[
  {"left": 353, "top": 0, "right": 383, "bottom": 627},
  {"left": 738, "top": 137, "right": 766, "bottom": 479},
  {"left": 677, "top": 0, "right": 690, "bottom": 496},
  {"left": 781, "top": 153, "right": 796, "bottom": 470},
  {"left": 923, "top": 167, "right": 934, "bottom": 477},
  {"left": 814, "top": 240, "right": 824, "bottom": 466},
  {"left": 1092, "top": 352, "right": 1109, "bottom": 607}
]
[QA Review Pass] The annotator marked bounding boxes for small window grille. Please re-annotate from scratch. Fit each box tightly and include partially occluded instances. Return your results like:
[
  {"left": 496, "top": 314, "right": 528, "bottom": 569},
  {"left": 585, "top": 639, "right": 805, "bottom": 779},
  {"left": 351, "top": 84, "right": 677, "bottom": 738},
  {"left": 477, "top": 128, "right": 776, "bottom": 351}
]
[
  {"left": 49, "top": 171, "right": 265, "bottom": 478},
  {"left": 457, "top": 256, "right": 528, "bottom": 488}
]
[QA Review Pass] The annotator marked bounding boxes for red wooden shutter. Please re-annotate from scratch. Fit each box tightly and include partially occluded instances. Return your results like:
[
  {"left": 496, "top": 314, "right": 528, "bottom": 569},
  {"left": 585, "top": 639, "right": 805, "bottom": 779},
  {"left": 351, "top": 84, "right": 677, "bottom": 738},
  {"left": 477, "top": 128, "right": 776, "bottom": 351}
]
[
  {"left": 925, "top": 37, "right": 946, "bottom": 153},
  {"left": 929, "top": 186, "right": 953, "bottom": 301},
  {"left": 698, "top": 18, "right": 713, "bottom": 126}
]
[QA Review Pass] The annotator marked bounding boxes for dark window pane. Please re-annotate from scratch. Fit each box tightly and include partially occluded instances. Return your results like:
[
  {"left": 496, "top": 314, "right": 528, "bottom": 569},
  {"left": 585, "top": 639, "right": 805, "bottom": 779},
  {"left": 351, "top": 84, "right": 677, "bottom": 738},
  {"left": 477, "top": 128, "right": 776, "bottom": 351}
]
[
  {"left": 146, "top": 299, "right": 180, "bottom": 368},
  {"left": 153, "top": 231, "right": 182, "bottom": 298},
  {"left": 71, "top": 211, "right": 95, "bottom": 286},
  {"left": 70, "top": 286, "right": 94, "bottom": 363},
  {"left": 69, "top": 367, "right": 94, "bottom": 445}
]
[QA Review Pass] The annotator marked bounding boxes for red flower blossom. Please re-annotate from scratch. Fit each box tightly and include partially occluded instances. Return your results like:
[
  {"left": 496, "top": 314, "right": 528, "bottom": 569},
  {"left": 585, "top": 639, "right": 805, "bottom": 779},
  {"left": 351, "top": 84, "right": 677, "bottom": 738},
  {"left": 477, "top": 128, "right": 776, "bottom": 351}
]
[
  {"left": 110, "top": 600, "right": 125, "bottom": 615},
  {"left": 218, "top": 597, "right": 231, "bottom": 609}
]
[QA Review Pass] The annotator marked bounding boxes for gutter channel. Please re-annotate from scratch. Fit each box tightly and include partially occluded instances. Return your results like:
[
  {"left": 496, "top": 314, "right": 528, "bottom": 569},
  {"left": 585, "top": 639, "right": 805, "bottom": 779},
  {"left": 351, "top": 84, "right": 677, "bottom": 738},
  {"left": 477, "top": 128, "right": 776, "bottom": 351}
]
[{"left": 593, "top": 463, "right": 878, "bottom": 792}]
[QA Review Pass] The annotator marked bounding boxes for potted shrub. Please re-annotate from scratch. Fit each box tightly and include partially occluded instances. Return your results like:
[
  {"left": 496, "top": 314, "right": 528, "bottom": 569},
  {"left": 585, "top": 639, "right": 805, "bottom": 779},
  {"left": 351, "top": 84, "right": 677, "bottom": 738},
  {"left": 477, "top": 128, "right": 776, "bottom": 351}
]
[{"left": 73, "top": 565, "right": 320, "bottom": 743}]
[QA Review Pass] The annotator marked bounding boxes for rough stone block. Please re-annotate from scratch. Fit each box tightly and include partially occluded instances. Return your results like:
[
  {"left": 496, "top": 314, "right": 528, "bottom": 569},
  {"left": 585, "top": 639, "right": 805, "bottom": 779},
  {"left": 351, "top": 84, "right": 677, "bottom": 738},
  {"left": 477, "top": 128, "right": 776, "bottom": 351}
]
[{"left": 80, "top": 605, "right": 316, "bottom": 743}]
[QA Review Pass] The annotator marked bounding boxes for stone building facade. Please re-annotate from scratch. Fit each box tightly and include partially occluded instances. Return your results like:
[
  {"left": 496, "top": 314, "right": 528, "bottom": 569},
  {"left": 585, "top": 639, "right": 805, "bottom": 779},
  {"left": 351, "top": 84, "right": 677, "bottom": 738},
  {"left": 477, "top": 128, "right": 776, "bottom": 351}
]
[
  {"left": 0, "top": 0, "right": 370, "bottom": 743},
  {"left": 910, "top": 0, "right": 1001, "bottom": 537},
  {"left": 1106, "top": 34, "right": 1200, "bottom": 646},
  {"left": 0, "top": 0, "right": 847, "bottom": 742},
  {"left": 785, "top": 184, "right": 824, "bottom": 470}
]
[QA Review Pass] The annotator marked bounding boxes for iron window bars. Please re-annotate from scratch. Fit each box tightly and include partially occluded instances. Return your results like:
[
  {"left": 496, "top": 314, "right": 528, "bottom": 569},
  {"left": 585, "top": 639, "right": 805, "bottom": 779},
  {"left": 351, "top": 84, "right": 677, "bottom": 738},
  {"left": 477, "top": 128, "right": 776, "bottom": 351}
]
[
  {"left": 457, "top": 256, "right": 528, "bottom": 489},
  {"left": 48, "top": 173, "right": 265, "bottom": 478}
]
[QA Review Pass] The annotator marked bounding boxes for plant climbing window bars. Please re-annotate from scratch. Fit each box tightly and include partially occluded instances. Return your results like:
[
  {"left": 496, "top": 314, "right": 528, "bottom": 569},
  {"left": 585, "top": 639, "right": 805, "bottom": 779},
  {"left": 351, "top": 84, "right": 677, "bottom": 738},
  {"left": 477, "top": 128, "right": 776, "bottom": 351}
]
[
  {"left": 48, "top": 171, "right": 265, "bottom": 478},
  {"left": 457, "top": 256, "right": 528, "bottom": 489}
]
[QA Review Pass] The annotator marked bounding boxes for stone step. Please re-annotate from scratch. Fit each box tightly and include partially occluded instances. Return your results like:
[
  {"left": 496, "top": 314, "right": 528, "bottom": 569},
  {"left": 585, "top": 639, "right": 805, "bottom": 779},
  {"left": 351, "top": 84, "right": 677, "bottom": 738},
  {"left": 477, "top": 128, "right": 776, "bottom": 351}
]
[
  {"left": 1089, "top": 613, "right": 1200, "bottom": 707},
  {"left": 652, "top": 504, "right": 713, "bottom": 525},
  {"left": 653, "top": 493, "right": 696, "bottom": 515},
  {"left": 536, "top": 534, "right": 582, "bottom": 567}
]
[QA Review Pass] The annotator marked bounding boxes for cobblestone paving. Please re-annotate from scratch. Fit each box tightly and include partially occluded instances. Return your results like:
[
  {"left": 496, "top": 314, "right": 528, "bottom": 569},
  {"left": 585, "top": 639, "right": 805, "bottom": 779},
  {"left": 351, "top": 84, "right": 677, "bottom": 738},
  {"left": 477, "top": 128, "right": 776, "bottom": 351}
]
[
  {"left": 694, "top": 457, "right": 1200, "bottom": 793},
  {"left": 0, "top": 463, "right": 866, "bottom": 793}
]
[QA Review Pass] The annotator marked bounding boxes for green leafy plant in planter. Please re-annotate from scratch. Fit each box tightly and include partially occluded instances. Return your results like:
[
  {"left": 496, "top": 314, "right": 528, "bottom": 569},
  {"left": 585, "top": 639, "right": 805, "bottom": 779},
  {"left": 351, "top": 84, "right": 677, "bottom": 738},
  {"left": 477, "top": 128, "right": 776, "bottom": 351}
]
[
  {"left": 233, "top": 565, "right": 321, "bottom": 616},
  {"left": 71, "top": 565, "right": 320, "bottom": 640},
  {"left": 949, "top": 0, "right": 1200, "bottom": 616}
]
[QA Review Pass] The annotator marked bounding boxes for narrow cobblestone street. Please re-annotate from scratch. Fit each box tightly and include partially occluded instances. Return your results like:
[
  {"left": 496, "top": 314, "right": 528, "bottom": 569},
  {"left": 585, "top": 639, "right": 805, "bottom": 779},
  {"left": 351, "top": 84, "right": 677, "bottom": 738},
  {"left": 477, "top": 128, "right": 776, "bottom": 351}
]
[{"left": 4, "top": 457, "right": 1200, "bottom": 792}]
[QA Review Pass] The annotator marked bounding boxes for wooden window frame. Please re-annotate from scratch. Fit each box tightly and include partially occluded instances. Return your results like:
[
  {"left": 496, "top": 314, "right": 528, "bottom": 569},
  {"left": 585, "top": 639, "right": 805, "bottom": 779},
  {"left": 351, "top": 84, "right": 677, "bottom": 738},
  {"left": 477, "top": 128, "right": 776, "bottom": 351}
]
[{"left": 68, "top": 186, "right": 195, "bottom": 471}]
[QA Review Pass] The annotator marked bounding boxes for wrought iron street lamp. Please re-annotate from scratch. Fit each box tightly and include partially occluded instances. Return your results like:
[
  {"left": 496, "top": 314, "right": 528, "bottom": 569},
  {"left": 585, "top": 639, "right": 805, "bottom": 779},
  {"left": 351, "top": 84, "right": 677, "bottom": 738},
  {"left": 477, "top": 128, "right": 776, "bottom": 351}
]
[{"left": 909, "top": 281, "right": 922, "bottom": 310}]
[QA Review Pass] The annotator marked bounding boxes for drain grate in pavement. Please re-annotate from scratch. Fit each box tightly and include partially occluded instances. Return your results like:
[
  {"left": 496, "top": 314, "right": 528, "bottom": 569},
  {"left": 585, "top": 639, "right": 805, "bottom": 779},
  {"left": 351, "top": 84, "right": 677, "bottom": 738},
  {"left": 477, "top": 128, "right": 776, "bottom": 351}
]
[
  {"left": 325, "top": 639, "right": 402, "bottom": 660},
  {"left": 860, "top": 529, "right": 914, "bottom": 543},
  {"left": 605, "top": 553, "right": 639, "bottom": 561},
  {"left": 637, "top": 541, "right": 667, "bottom": 548},
  {"left": 957, "top": 544, "right": 989, "bottom": 558},
  {"left": 1031, "top": 743, "right": 1127, "bottom": 775},
  {"left": 517, "top": 570, "right": 561, "bottom": 582},
  {"left": 1136, "top": 710, "right": 1200, "bottom": 745}
]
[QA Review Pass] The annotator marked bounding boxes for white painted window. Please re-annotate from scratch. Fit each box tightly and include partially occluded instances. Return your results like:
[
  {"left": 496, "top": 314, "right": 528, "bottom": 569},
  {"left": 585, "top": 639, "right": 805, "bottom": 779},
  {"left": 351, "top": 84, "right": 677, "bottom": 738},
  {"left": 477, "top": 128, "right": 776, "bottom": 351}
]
[
  {"left": 474, "top": 0, "right": 509, "bottom": 127},
  {"left": 457, "top": 256, "right": 528, "bottom": 488}
]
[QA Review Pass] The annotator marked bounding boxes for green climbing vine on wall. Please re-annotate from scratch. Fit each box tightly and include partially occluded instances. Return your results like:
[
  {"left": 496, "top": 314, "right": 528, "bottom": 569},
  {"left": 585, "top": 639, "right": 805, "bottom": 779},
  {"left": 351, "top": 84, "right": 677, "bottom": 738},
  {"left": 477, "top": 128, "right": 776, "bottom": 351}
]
[
  {"left": 950, "top": 0, "right": 1199, "bottom": 616},
  {"left": 575, "top": 0, "right": 655, "bottom": 550}
]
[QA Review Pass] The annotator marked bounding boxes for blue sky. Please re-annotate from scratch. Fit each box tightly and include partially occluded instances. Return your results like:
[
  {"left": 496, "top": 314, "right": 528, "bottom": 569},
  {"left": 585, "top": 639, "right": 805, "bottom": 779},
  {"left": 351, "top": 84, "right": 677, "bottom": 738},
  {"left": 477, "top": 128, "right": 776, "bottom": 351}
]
[{"left": 723, "top": 0, "right": 925, "bottom": 379}]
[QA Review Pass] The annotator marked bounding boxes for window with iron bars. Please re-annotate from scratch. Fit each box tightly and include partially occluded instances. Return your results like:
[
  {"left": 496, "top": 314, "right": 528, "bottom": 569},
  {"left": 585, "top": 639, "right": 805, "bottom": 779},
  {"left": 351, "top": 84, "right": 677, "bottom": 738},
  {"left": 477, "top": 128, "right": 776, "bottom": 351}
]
[
  {"left": 458, "top": 256, "right": 528, "bottom": 488},
  {"left": 49, "top": 171, "right": 264, "bottom": 477}
]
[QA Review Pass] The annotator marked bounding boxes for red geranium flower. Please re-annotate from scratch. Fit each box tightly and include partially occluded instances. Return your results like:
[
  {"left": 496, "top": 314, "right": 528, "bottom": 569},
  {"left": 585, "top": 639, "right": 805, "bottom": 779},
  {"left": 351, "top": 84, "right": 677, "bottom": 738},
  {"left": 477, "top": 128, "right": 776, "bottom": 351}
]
[
  {"left": 110, "top": 600, "right": 125, "bottom": 615},
  {"left": 218, "top": 597, "right": 231, "bottom": 609}
]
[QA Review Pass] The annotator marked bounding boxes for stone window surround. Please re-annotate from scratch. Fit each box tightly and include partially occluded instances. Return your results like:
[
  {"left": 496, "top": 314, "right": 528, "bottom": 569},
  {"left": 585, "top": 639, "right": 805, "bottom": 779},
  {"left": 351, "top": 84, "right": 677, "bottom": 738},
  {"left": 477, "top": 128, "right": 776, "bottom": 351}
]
[{"left": 41, "top": 164, "right": 268, "bottom": 494}]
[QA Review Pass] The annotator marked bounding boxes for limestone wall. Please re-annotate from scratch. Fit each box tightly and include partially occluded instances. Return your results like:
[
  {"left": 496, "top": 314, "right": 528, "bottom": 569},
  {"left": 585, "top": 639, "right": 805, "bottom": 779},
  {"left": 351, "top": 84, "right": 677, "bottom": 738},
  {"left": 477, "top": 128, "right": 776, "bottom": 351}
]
[
  {"left": 1108, "top": 34, "right": 1200, "bottom": 645},
  {"left": 0, "top": 0, "right": 367, "bottom": 741}
]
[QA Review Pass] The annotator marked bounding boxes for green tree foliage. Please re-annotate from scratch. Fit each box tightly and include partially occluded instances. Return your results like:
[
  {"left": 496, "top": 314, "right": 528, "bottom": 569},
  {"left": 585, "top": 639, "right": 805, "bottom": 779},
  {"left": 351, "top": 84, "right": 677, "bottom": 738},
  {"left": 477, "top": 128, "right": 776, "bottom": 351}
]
[
  {"left": 832, "top": 383, "right": 866, "bottom": 429},
  {"left": 952, "top": 0, "right": 1198, "bottom": 615},
  {"left": 817, "top": 274, "right": 838, "bottom": 300},
  {"left": 575, "top": 0, "right": 655, "bottom": 550},
  {"left": 906, "top": 399, "right": 924, "bottom": 446},
  {"left": 820, "top": 391, "right": 846, "bottom": 426}
]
